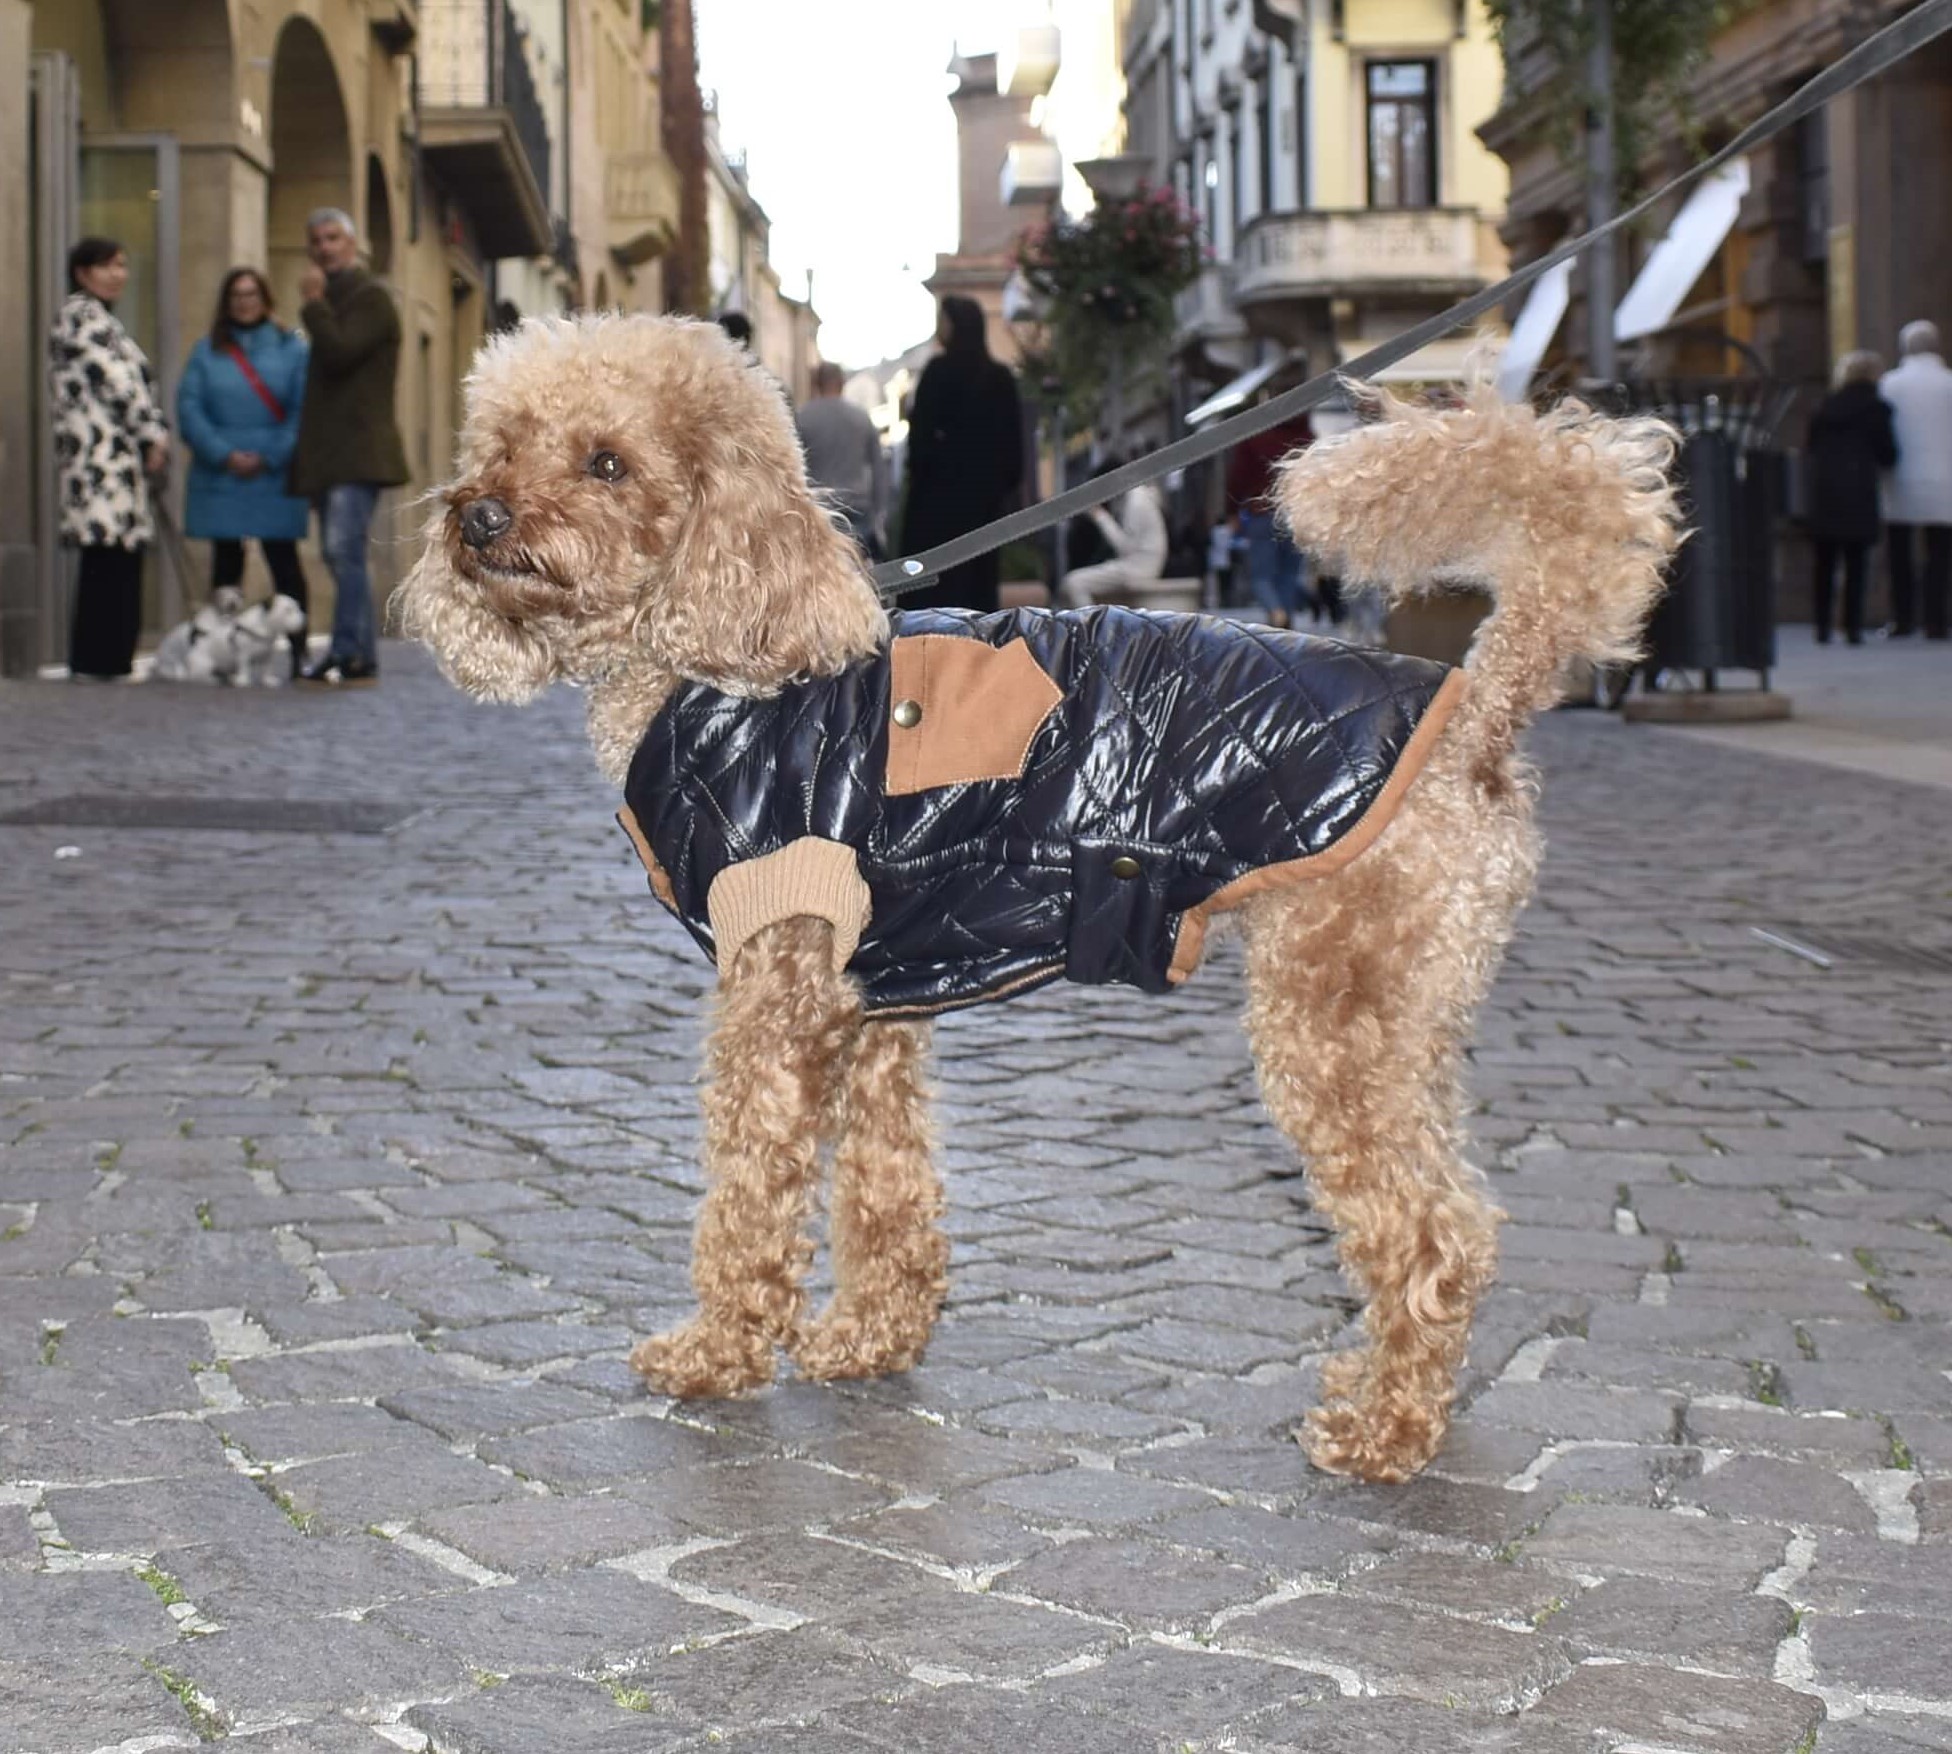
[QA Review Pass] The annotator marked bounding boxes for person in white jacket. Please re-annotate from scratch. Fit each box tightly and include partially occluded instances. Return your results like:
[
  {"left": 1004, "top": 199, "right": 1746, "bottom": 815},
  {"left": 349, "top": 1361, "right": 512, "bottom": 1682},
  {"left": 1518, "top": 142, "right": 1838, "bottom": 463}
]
[
  {"left": 1878, "top": 321, "right": 1952, "bottom": 639},
  {"left": 1062, "top": 476, "right": 1169, "bottom": 606}
]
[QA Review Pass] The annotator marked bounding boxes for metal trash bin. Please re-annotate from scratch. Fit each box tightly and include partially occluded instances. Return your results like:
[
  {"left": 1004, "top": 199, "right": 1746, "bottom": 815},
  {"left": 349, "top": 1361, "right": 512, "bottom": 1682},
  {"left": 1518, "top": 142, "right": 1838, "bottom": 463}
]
[{"left": 1602, "top": 378, "right": 1796, "bottom": 696}]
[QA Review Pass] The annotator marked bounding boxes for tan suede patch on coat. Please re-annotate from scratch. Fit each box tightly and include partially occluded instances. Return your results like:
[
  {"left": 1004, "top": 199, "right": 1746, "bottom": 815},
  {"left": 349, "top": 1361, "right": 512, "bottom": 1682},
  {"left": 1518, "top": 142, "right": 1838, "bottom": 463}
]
[
  {"left": 884, "top": 635, "right": 1064, "bottom": 796},
  {"left": 617, "top": 805, "right": 678, "bottom": 909}
]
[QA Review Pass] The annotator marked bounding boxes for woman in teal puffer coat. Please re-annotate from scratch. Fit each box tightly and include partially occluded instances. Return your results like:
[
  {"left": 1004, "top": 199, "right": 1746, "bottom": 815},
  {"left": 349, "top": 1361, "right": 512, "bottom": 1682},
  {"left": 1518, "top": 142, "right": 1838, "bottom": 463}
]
[{"left": 177, "top": 268, "right": 313, "bottom": 672}]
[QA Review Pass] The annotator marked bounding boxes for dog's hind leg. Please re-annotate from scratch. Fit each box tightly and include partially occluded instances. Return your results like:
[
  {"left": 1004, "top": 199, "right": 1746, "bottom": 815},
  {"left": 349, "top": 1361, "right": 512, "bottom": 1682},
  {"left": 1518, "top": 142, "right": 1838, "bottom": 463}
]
[
  {"left": 1240, "top": 835, "right": 1505, "bottom": 1483},
  {"left": 631, "top": 916, "right": 862, "bottom": 1399},
  {"left": 790, "top": 1018, "right": 948, "bottom": 1381}
]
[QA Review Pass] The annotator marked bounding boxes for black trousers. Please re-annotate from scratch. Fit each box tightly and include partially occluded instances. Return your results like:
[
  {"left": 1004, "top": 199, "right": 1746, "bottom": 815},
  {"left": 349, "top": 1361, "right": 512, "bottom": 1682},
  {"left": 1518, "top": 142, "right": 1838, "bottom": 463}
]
[
  {"left": 1812, "top": 540, "right": 1870, "bottom": 641},
  {"left": 70, "top": 544, "right": 145, "bottom": 678},
  {"left": 213, "top": 537, "right": 310, "bottom": 669},
  {"left": 1885, "top": 522, "right": 1951, "bottom": 637}
]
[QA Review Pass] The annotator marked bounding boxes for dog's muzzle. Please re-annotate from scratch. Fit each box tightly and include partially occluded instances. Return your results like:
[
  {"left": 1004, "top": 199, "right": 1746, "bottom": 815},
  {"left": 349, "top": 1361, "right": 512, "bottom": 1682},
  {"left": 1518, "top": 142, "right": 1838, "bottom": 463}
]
[{"left": 460, "top": 497, "right": 513, "bottom": 550}]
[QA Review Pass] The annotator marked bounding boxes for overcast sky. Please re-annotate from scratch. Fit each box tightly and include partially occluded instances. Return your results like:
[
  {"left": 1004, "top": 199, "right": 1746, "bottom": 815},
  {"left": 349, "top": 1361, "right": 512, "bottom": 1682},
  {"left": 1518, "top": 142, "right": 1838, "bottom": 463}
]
[{"left": 696, "top": 2, "right": 1020, "bottom": 370}]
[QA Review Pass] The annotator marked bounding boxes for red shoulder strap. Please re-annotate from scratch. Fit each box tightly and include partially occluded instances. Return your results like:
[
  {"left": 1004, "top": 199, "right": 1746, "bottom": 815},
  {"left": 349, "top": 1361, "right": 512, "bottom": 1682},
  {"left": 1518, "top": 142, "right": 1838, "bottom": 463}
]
[{"left": 223, "top": 342, "right": 287, "bottom": 424}]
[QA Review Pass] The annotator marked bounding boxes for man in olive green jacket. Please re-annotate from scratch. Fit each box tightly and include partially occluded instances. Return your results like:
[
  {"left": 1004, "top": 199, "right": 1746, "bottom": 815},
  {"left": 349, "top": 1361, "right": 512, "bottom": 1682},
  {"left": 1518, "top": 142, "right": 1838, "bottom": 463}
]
[{"left": 291, "top": 208, "right": 408, "bottom": 684}]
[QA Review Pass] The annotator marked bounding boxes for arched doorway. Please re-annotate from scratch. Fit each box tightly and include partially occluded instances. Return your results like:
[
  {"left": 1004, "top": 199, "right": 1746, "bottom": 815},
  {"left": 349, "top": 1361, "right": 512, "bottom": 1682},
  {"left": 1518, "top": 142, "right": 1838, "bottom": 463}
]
[
  {"left": 365, "top": 153, "right": 394, "bottom": 277},
  {"left": 265, "top": 17, "right": 351, "bottom": 319}
]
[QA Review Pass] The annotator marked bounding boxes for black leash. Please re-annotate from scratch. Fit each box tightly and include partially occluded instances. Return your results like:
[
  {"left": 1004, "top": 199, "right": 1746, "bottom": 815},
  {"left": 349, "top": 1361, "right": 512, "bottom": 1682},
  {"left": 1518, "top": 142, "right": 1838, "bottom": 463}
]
[{"left": 872, "top": 0, "right": 1952, "bottom": 599}]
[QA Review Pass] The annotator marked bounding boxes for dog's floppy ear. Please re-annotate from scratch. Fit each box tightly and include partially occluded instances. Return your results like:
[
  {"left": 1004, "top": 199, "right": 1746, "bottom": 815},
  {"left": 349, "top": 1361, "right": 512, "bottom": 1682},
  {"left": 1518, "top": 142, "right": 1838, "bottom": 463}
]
[{"left": 650, "top": 372, "right": 887, "bottom": 690}]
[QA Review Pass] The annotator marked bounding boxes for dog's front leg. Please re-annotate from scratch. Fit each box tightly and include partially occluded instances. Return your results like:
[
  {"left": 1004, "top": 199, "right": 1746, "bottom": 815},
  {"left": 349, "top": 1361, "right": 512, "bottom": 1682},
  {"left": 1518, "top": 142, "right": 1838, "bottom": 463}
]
[
  {"left": 630, "top": 916, "right": 862, "bottom": 1398},
  {"left": 790, "top": 1018, "right": 947, "bottom": 1381}
]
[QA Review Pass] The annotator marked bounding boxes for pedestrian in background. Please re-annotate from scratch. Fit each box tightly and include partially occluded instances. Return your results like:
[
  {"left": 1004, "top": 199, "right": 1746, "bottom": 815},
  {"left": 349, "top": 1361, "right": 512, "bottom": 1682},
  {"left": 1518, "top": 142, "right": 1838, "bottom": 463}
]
[
  {"left": 796, "top": 360, "right": 887, "bottom": 557},
  {"left": 1878, "top": 320, "right": 1952, "bottom": 640},
  {"left": 901, "top": 295, "right": 1023, "bottom": 614},
  {"left": 1226, "top": 410, "right": 1315, "bottom": 628},
  {"left": 177, "top": 267, "right": 313, "bottom": 674},
  {"left": 1061, "top": 474, "right": 1168, "bottom": 606},
  {"left": 49, "top": 236, "right": 171, "bottom": 680},
  {"left": 289, "top": 207, "right": 407, "bottom": 685},
  {"left": 1805, "top": 349, "right": 1897, "bottom": 646}
]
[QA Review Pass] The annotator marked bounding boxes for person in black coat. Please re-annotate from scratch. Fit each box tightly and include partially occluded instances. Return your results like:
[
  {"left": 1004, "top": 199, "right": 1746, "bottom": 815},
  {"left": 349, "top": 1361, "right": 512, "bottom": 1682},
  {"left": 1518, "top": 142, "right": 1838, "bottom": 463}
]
[
  {"left": 900, "top": 296, "right": 1024, "bottom": 613},
  {"left": 1806, "top": 350, "right": 1899, "bottom": 644}
]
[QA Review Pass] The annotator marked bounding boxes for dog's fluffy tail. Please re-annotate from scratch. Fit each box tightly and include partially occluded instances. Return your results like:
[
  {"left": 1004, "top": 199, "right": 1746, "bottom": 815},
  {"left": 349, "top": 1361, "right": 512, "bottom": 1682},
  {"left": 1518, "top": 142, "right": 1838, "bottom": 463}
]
[{"left": 1277, "top": 388, "right": 1682, "bottom": 763}]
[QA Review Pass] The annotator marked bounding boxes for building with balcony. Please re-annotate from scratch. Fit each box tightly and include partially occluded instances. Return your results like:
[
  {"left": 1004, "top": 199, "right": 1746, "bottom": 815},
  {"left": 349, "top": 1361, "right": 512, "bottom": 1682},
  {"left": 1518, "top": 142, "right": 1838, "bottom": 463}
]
[
  {"left": 1121, "top": 0, "right": 1510, "bottom": 421},
  {"left": 700, "top": 108, "right": 819, "bottom": 402}
]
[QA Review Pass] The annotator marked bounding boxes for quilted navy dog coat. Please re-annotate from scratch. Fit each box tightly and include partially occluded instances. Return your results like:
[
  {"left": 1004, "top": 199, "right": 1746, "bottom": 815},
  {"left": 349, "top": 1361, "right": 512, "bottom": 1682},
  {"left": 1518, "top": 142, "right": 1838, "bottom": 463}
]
[{"left": 619, "top": 605, "right": 1466, "bottom": 1018}]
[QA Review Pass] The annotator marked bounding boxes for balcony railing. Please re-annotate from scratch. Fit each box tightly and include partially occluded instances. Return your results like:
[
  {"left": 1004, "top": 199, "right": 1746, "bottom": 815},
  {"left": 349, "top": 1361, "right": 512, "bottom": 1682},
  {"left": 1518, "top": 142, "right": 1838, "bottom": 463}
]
[
  {"left": 1235, "top": 209, "right": 1487, "bottom": 306},
  {"left": 417, "top": 0, "right": 555, "bottom": 259}
]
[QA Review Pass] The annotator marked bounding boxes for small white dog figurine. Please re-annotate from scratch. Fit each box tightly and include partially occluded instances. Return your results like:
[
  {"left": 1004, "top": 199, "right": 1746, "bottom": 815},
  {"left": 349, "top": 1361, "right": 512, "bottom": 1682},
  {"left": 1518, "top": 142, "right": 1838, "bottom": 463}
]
[{"left": 152, "top": 589, "right": 304, "bottom": 686}]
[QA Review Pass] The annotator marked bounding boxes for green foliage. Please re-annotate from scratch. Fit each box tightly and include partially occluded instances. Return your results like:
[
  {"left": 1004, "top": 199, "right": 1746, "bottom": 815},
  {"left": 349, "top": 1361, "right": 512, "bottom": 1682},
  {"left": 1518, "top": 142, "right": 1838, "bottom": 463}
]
[
  {"left": 1014, "top": 186, "right": 1205, "bottom": 426},
  {"left": 1483, "top": 0, "right": 1742, "bottom": 197}
]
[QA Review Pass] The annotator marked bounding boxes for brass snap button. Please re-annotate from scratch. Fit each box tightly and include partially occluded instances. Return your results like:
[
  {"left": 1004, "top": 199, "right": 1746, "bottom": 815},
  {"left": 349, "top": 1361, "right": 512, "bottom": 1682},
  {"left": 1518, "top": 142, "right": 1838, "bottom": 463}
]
[
  {"left": 891, "top": 697, "right": 923, "bottom": 729},
  {"left": 1109, "top": 855, "right": 1142, "bottom": 880}
]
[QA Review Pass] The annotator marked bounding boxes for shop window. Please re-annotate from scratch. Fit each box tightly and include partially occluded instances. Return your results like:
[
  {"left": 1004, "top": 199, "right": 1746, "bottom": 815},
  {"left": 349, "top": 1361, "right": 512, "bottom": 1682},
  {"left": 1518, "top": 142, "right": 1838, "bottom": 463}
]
[{"left": 1367, "top": 60, "right": 1436, "bottom": 210}]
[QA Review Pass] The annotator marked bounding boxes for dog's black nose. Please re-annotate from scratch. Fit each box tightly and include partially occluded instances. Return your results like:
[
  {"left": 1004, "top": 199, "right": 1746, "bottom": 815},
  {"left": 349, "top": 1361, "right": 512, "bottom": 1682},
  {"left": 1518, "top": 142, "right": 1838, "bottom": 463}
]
[{"left": 460, "top": 497, "right": 512, "bottom": 549}]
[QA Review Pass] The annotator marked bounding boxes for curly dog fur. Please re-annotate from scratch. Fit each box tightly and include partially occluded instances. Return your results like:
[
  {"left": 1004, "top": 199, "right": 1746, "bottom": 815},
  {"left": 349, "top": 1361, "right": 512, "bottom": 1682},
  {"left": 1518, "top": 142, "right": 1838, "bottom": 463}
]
[{"left": 401, "top": 314, "right": 1679, "bottom": 1483}]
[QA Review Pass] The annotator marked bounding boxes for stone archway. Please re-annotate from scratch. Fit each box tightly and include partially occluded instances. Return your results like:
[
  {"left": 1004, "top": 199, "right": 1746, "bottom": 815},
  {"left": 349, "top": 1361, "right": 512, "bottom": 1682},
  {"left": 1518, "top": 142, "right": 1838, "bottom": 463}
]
[
  {"left": 365, "top": 153, "right": 394, "bottom": 277},
  {"left": 265, "top": 16, "right": 352, "bottom": 318}
]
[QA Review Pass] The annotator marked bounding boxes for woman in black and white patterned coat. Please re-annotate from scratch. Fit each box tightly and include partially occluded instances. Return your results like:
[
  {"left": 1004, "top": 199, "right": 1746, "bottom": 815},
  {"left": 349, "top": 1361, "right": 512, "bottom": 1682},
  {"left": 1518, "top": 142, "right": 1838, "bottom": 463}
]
[{"left": 50, "top": 236, "right": 171, "bottom": 679}]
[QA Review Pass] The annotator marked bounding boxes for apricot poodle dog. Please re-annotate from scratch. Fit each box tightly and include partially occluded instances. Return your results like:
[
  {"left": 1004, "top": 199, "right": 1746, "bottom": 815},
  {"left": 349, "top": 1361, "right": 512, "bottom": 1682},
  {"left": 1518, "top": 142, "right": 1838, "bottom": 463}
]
[{"left": 401, "top": 315, "right": 1678, "bottom": 1483}]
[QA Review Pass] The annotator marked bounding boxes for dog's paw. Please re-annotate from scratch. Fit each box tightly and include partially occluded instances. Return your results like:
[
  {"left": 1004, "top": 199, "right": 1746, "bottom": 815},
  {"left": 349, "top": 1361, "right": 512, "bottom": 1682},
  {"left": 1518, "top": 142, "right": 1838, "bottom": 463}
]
[
  {"left": 629, "top": 1322, "right": 773, "bottom": 1399},
  {"left": 1299, "top": 1396, "right": 1444, "bottom": 1484},
  {"left": 787, "top": 1309, "right": 927, "bottom": 1383}
]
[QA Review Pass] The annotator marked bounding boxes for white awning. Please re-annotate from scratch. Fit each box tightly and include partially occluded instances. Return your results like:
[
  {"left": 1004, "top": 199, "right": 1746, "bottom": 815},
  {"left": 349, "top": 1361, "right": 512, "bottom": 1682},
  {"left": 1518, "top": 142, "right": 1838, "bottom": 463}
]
[
  {"left": 1495, "top": 259, "right": 1572, "bottom": 400},
  {"left": 1370, "top": 330, "right": 1504, "bottom": 385},
  {"left": 1185, "top": 353, "right": 1289, "bottom": 427},
  {"left": 1615, "top": 158, "right": 1750, "bottom": 342}
]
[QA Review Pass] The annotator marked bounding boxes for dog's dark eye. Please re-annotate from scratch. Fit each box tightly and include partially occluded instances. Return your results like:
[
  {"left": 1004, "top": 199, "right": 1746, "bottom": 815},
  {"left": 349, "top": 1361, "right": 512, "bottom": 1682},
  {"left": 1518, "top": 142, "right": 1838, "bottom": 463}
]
[{"left": 588, "top": 450, "right": 627, "bottom": 484}]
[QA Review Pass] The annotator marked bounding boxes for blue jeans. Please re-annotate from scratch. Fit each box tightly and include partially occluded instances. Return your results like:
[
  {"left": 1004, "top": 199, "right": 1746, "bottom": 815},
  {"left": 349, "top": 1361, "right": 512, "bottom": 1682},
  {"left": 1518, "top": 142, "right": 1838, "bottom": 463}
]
[
  {"left": 320, "top": 484, "right": 381, "bottom": 665},
  {"left": 1240, "top": 510, "right": 1309, "bottom": 619}
]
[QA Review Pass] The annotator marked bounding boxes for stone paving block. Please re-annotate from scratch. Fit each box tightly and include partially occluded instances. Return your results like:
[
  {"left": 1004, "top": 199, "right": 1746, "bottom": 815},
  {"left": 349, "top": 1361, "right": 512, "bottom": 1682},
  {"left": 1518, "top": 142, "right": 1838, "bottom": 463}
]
[
  {"left": 432, "top": 1319, "right": 637, "bottom": 1368},
  {"left": 1783, "top": 1362, "right": 1952, "bottom": 1417},
  {"left": 0, "top": 1571, "right": 179, "bottom": 1661},
  {"left": 1113, "top": 1317, "right": 1299, "bottom": 1374},
  {"left": 829, "top": 1685, "right": 1143, "bottom": 1754},
  {"left": 1817, "top": 1717, "right": 1952, "bottom": 1754},
  {"left": 379, "top": 1378, "right": 616, "bottom": 1441},
  {"left": 0, "top": 1504, "right": 36, "bottom": 1570},
  {"left": 608, "top": 1627, "right": 910, "bottom": 1735},
  {"left": 0, "top": 1412, "right": 230, "bottom": 1485},
  {"left": 176, "top": 1614, "right": 473, "bottom": 1725},
  {"left": 826, "top": 1501, "right": 1057, "bottom": 1572},
  {"left": 418, "top": 1492, "right": 688, "bottom": 1573},
  {"left": 1033, "top": 1643, "right": 1335, "bottom": 1740},
  {"left": 1221, "top": 1592, "right": 1572, "bottom": 1710},
  {"left": 1468, "top": 1382, "right": 1685, "bottom": 1445},
  {"left": 1549, "top": 1574, "right": 1794, "bottom": 1677},
  {"left": 1795, "top": 1535, "right": 1952, "bottom": 1618},
  {"left": 227, "top": 1339, "right": 475, "bottom": 1404},
  {"left": 479, "top": 1412, "right": 757, "bottom": 1488},
  {"left": 251, "top": 1294, "right": 424, "bottom": 1346},
  {"left": 999, "top": 1534, "right": 1270, "bottom": 1632},
  {"left": 1675, "top": 1454, "right": 1881, "bottom": 1532},
  {"left": 42, "top": 1472, "right": 298, "bottom": 1555},
  {"left": 405, "top": 1676, "right": 699, "bottom": 1753},
  {"left": 816, "top": 1422, "right": 1070, "bottom": 1494},
  {"left": 1533, "top": 1443, "right": 1704, "bottom": 1504},
  {"left": 1541, "top": 1338, "right": 1757, "bottom": 1398},
  {"left": 277, "top": 1446, "right": 524, "bottom": 1532},
  {"left": 166, "top": 1528, "right": 459, "bottom": 1622},
  {"left": 1345, "top": 1552, "right": 1572, "bottom": 1626},
  {"left": 1523, "top": 1660, "right": 1823, "bottom": 1753},
  {"left": 0, "top": 1655, "right": 191, "bottom": 1753},
  {"left": 618, "top": 1457, "right": 894, "bottom": 1537},
  {"left": 1162, "top": 1501, "right": 1395, "bottom": 1579},
  {"left": 1683, "top": 1404, "right": 1897, "bottom": 1469},
  {"left": 973, "top": 1394, "right": 1185, "bottom": 1445},
  {"left": 1124, "top": 1365, "right": 1327, "bottom": 1437},
  {"left": 976, "top": 1463, "right": 1211, "bottom": 1531},
  {"left": 217, "top": 1399, "right": 425, "bottom": 1464},
  {"left": 374, "top": 1570, "right": 743, "bottom": 1675},
  {"left": 1519, "top": 1504, "right": 1787, "bottom": 1585},
  {"left": 1311, "top": 1476, "right": 1557, "bottom": 1549}
]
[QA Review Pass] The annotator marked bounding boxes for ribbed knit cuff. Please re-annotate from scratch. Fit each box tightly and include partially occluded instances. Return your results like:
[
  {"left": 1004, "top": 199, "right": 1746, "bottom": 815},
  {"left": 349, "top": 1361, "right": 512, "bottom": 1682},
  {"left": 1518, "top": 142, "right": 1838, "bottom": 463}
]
[{"left": 705, "top": 838, "right": 871, "bottom": 978}]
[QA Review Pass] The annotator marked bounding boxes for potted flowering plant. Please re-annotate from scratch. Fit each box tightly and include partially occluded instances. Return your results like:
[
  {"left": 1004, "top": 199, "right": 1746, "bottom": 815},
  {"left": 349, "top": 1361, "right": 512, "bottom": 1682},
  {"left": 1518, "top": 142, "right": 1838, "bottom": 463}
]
[{"left": 1014, "top": 185, "right": 1205, "bottom": 430}]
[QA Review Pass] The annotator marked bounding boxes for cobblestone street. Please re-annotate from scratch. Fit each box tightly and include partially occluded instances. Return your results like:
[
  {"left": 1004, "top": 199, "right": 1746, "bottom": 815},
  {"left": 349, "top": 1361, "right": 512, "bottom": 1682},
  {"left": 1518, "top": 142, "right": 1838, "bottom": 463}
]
[{"left": 1, "top": 642, "right": 1949, "bottom": 1754}]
